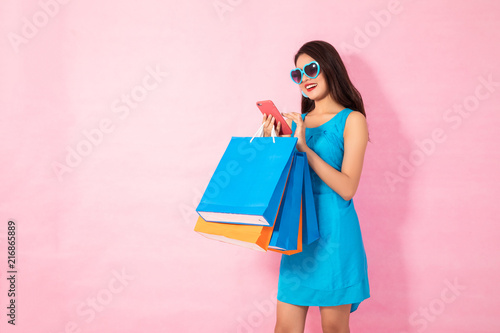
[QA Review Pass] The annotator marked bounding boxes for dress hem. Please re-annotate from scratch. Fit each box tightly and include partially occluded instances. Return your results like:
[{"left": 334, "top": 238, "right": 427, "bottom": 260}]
[{"left": 277, "top": 276, "right": 370, "bottom": 313}]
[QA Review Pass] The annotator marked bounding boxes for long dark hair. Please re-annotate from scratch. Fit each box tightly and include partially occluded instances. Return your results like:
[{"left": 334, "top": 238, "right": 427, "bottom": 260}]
[{"left": 294, "top": 41, "right": 367, "bottom": 120}]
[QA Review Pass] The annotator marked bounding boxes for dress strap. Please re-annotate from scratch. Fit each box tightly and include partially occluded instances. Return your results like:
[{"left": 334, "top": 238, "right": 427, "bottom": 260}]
[{"left": 338, "top": 109, "right": 353, "bottom": 131}]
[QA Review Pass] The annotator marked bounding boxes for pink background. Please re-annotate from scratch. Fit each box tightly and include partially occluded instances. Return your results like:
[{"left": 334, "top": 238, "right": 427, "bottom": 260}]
[{"left": 1, "top": 0, "right": 499, "bottom": 332}]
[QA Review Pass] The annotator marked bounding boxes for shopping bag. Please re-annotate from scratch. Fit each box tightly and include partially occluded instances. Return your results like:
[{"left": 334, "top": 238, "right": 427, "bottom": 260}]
[
  {"left": 268, "top": 152, "right": 305, "bottom": 253},
  {"left": 301, "top": 155, "right": 319, "bottom": 245},
  {"left": 272, "top": 201, "right": 303, "bottom": 255},
  {"left": 194, "top": 153, "right": 303, "bottom": 253},
  {"left": 268, "top": 152, "right": 319, "bottom": 255},
  {"left": 196, "top": 124, "right": 298, "bottom": 226},
  {"left": 194, "top": 215, "right": 274, "bottom": 252},
  {"left": 194, "top": 151, "right": 319, "bottom": 254}
]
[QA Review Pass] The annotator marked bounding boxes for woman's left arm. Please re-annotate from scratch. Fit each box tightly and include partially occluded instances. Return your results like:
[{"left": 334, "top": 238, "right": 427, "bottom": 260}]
[{"left": 284, "top": 111, "right": 369, "bottom": 201}]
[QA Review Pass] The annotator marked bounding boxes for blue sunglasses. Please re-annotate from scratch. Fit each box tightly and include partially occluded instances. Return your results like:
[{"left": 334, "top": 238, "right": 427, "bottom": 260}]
[{"left": 290, "top": 61, "right": 321, "bottom": 84}]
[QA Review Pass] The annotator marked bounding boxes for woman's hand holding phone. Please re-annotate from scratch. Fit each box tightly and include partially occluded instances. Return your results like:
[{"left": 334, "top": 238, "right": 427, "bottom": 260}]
[
  {"left": 257, "top": 100, "right": 292, "bottom": 137},
  {"left": 262, "top": 113, "right": 293, "bottom": 137},
  {"left": 262, "top": 113, "right": 278, "bottom": 137}
]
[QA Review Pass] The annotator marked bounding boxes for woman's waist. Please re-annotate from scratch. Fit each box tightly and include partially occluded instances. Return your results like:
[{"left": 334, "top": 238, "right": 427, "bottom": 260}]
[
  {"left": 312, "top": 184, "right": 344, "bottom": 197},
  {"left": 312, "top": 189, "right": 355, "bottom": 206}
]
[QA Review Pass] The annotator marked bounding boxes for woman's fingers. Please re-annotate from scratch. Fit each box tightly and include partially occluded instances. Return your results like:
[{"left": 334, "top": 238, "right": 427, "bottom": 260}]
[
  {"left": 262, "top": 113, "right": 273, "bottom": 136},
  {"left": 264, "top": 115, "right": 274, "bottom": 127},
  {"left": 282, "top": 112, "right": 302, "bottom": 124},
  {"left": 262, "top": 114, "right": 281, "bottom": 137}
]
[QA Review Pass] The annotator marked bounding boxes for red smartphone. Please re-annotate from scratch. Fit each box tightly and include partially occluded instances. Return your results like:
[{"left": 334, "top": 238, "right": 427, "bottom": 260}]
[{"left": 256, "top": 100, "right": 292, "bottom": 136}]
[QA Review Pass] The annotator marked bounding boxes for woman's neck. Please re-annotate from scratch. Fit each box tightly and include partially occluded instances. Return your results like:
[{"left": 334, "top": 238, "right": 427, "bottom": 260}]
[{"left": 310, "top": 94, "right": 345, "bottom": 115}]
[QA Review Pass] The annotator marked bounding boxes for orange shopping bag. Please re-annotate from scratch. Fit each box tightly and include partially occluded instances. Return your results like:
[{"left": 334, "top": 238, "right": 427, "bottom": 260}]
[{"left": 194, "top": 215, "right": 275, "bottom": 252}]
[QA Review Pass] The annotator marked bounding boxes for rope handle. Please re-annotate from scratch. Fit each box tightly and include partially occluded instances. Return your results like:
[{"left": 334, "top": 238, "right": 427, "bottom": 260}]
[{"left": 250, "top": 122, "right": 277, "bottom": 143}]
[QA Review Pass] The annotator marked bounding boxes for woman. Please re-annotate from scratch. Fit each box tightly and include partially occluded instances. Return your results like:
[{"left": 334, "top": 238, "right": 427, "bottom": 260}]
[{"left": 262, "top": 40, "right": 370, "bottom": 333}]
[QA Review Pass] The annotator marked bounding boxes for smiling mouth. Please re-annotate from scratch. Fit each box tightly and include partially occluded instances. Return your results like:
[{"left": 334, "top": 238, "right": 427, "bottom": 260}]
[{"left": 306, "top": 83, "right": 317, "bottom": 91}]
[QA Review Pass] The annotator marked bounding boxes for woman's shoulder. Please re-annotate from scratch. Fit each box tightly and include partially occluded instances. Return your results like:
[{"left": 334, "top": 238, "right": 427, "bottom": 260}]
[
  {"left": 345, "top": 109, "right": 365, "bottom": 122},
  {"left": 344, "top": 110, "right": 368, "bottom": 138}
]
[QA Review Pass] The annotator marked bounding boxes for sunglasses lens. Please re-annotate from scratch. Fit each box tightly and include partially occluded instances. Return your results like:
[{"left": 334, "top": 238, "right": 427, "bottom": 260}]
[
  {"left": 304, "top": 62, "right": 319, "bottom": 78},
  {"left": 291, "top": 69, "right": 302, "bottom": 83}
]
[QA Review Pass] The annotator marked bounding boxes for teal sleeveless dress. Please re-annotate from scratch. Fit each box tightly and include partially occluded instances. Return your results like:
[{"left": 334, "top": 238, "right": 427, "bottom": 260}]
[{"left": 277, "top": 108, "right": 370, "bottom": 313}]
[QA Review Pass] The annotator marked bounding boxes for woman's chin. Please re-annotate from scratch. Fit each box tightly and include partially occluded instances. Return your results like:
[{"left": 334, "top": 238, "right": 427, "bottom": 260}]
[
  {"left": 309, "top": 91, "right": 328, "bottom": 101},
  {"left": 307, "top": 93, "right": 318, "bottom": 101}
]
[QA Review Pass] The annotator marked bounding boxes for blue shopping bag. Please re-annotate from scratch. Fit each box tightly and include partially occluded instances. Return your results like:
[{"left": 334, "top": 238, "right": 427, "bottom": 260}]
[
  {"left": 268, "top": 152, "right": 319, "bottom": 254},
  {"left": 196, "top": 135, "right": 298, "bottom": 226},
  {"left": 268, "top": 152, "right": 305, "bottom": 251},
  {"left": 301, "top": 157, "right": 319, "bottom": 245}
]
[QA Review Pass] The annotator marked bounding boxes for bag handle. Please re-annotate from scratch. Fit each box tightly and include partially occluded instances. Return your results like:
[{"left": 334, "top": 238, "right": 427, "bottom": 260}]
[{"left": 250, "top": 123, "right": 277, "bottom": 143}]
